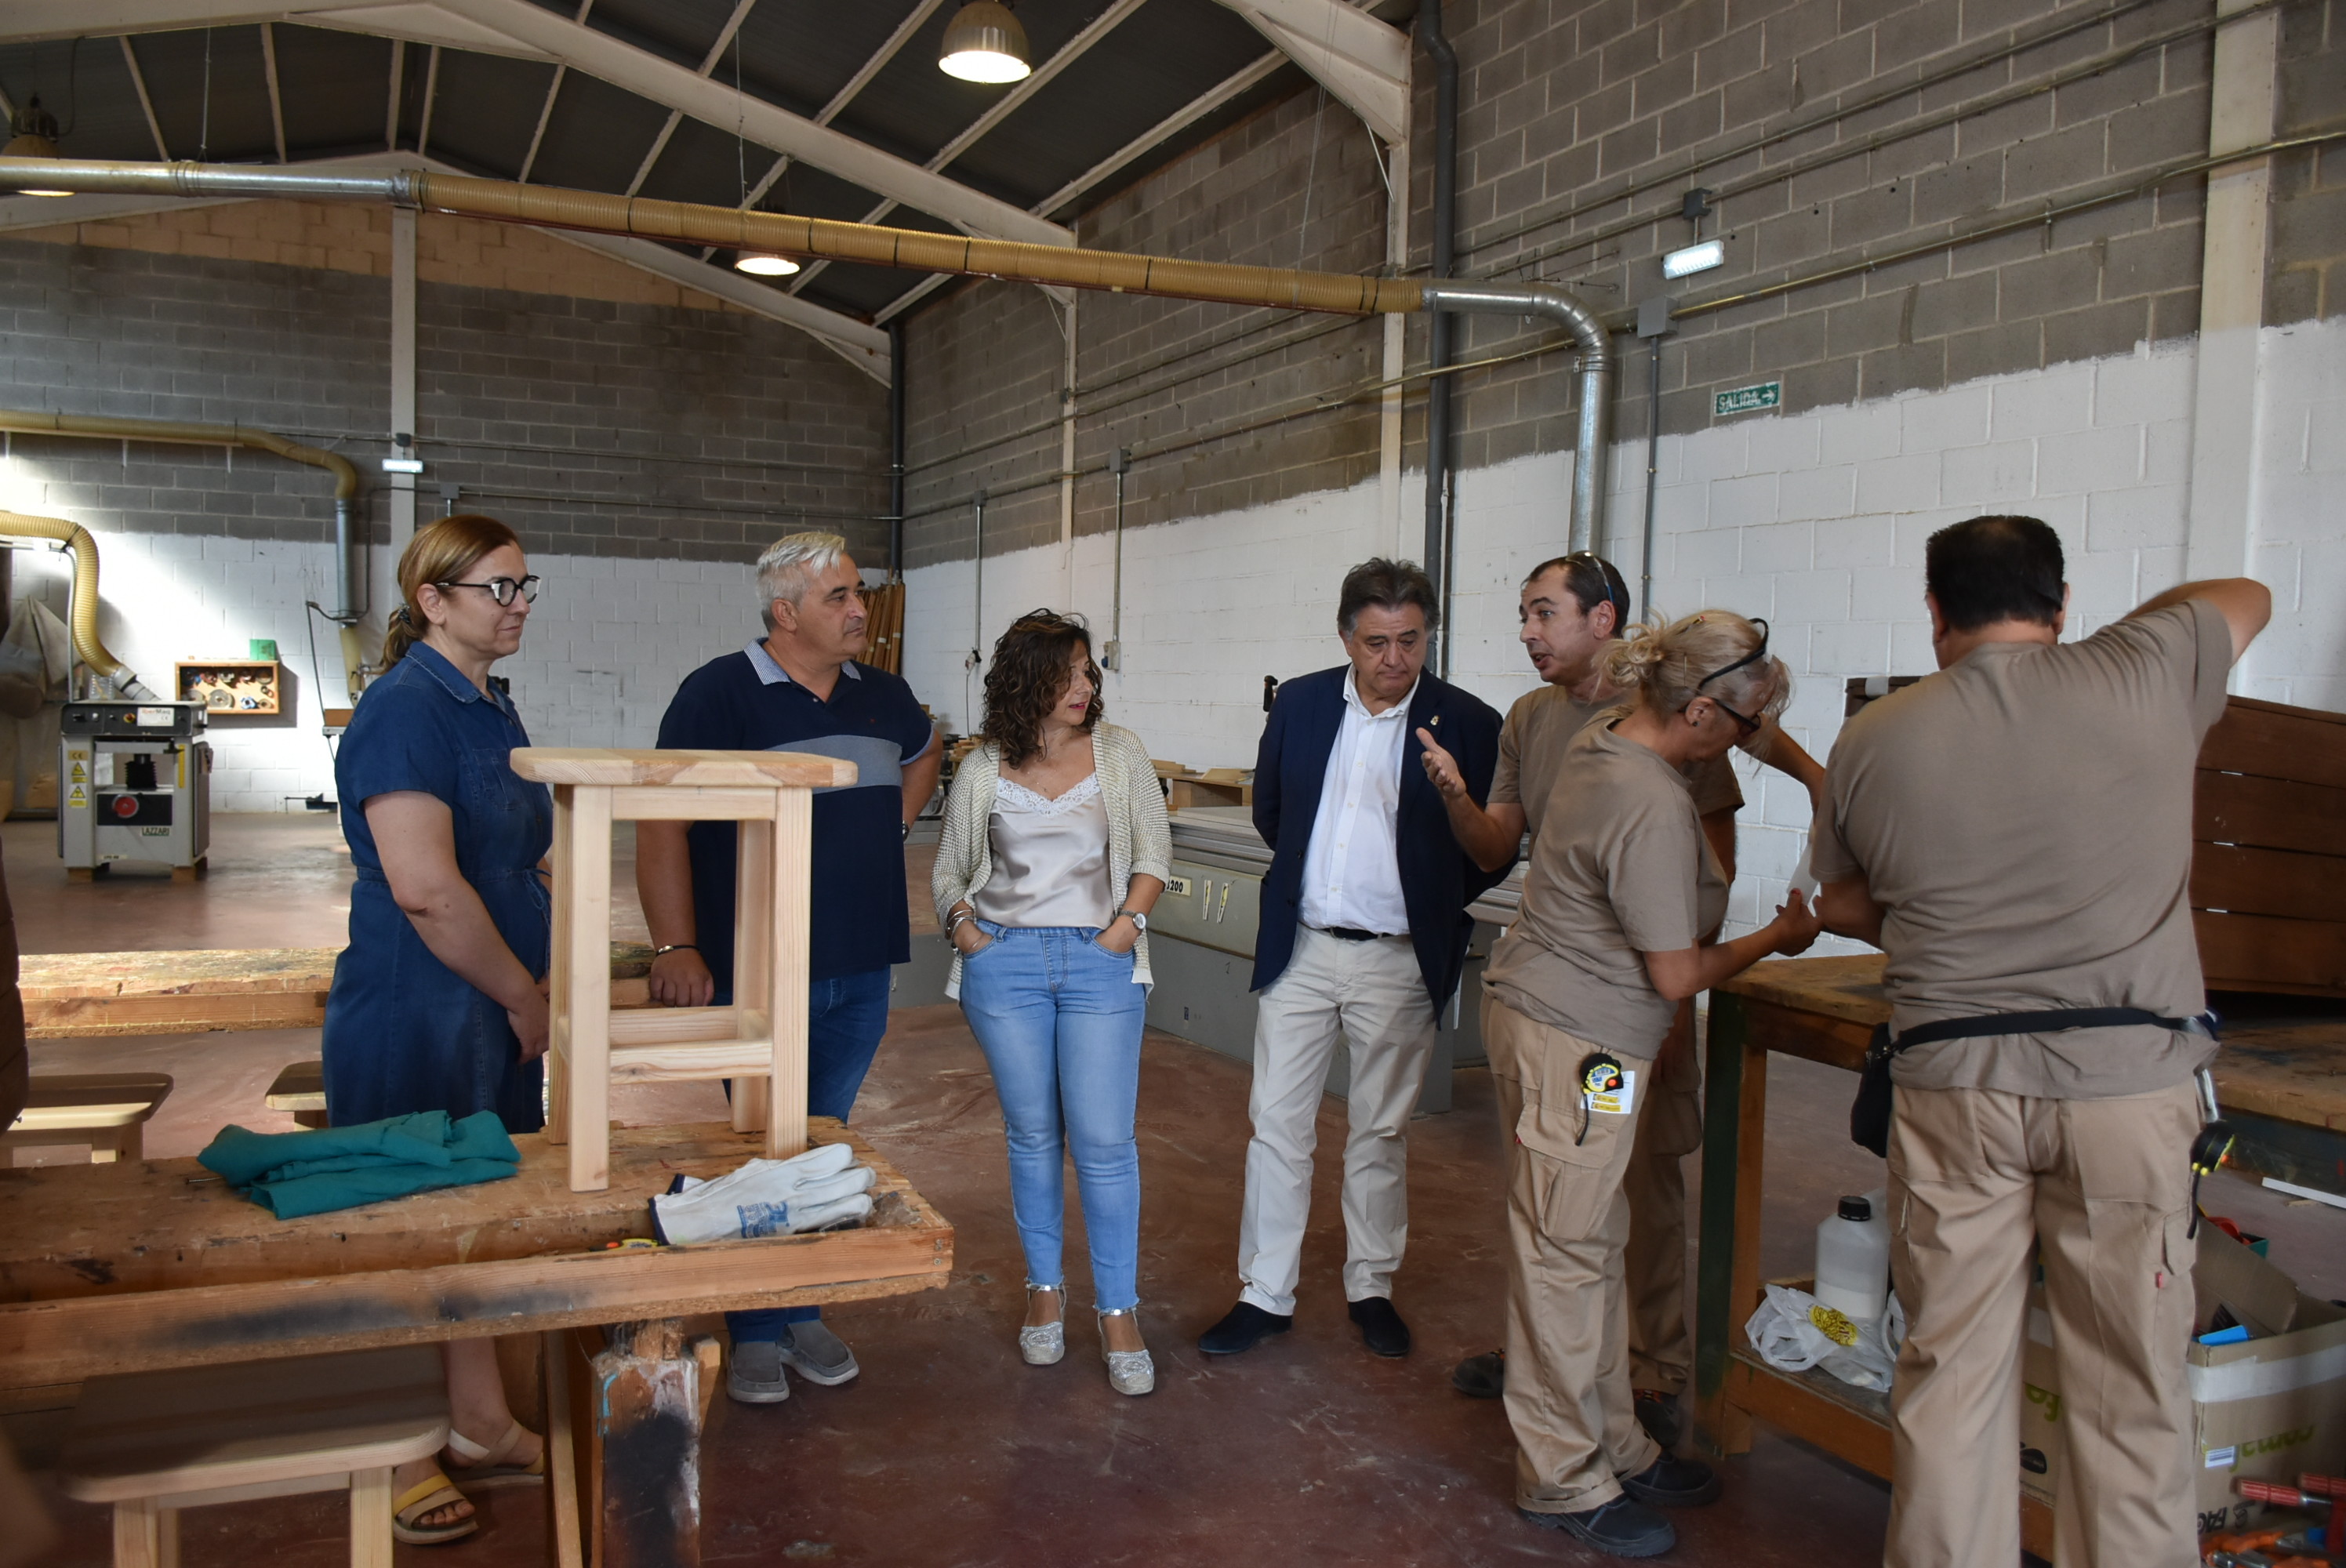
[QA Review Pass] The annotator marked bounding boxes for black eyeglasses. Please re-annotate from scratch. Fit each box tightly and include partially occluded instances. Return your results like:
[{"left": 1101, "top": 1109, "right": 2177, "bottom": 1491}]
[
  {"left": 1694, "top": 616, "right": 1769, "bottom": 737},
  {"left": 438, "top": 575, "right": 540, "bottom": 606}
]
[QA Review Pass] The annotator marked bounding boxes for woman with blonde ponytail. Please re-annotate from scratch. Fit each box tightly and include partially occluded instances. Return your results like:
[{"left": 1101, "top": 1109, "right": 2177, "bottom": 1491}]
[
  {"left": 1478, "top": 610, "right": 1823, "bottom": 1559},
  {"left": 320, "top": 514, "right": 551, "bottom": 1544}
]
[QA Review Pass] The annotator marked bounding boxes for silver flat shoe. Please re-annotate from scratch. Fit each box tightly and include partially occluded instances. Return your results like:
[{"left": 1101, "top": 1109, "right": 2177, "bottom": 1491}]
[
  {"left": 1099, "top": 1307, "right": 1155, "bottom": 1396},
  {"left": 1020, "top": 1283, "right": 1065, "bottom": 1367}
]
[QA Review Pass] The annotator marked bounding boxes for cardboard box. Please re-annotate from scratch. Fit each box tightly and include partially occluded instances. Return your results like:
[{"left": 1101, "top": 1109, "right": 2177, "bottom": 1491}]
[{"left": 2020, "top": 1226, "right": 2346, "bottom": 1536}]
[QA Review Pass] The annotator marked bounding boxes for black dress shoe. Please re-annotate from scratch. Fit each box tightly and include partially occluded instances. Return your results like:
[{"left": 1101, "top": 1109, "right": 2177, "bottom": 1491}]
[
  {"left": 1618, "top": 1453, "right": 1722, "bottom": 1508},
  {"left": 1520, "top": 1497, "right": 1676, "bottom": 1558},
  {"left": 1348, "top": 1296, "right": 1410, "bottom": 1357},
  {"left": 1632, "top": 1388, "right": 1682, "bottom": 1450},
  {"left": 1451, "top": 1349, "right": 1504, "bottom": 1397},
  {"left": 1197, "top": 1301, "right": 1292, "bottom": 1355}
]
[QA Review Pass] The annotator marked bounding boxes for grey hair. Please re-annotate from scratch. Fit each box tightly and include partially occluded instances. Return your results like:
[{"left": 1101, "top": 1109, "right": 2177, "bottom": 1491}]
[
  {"left": 757, "top": 531, "right": 850, "bottom": 626},
  {"left": 1597, "top": 610, "right": 1790, "bottom": 722}
]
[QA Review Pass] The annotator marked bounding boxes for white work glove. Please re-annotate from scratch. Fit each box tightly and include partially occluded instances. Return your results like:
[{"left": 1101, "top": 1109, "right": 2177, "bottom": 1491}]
[{"left": 652, "top": 1141, "right": 877, "bottom": 1245}]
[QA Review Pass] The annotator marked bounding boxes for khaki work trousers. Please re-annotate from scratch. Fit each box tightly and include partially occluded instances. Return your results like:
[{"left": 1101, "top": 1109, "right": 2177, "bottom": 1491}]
[
  {"left": 1886, "top": 1080, "right": 2201, "bottom": 1568},
  {"left": 1622, "top": 997, "right": 1703, "bottom": 1397},
  {"left": 1237, "top": 927, "right": 1437, "bottom": 1315},
  {"left": 1487, "top": 994, "right": 1664, "bottom": 1515}
]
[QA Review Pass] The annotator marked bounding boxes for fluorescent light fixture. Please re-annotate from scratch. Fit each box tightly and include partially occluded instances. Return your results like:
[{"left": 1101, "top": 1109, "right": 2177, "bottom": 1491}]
[
  {"left": 381, "top": 457, "right": 423, "bottom": 474},
  {"left": 940, "top": 1, "right": 1033, "bottom": 82},
  {"left": 733, "top": 251, "right": 801, "bottom": 278},
  {"left": 1661, "top": 239, "right": 1725, "bottom": 279}
]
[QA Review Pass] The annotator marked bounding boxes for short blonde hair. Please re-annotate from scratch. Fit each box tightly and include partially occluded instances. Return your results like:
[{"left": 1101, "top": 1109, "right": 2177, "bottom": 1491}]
[
  {"left": 757, "top": 532, "right": 850, "bottom": 626},
  {"left": 1598, "top": 611, "right": 1790, "bottom": 722}
]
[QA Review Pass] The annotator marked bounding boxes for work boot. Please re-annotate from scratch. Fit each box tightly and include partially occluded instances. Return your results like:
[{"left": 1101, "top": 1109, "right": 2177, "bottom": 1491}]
[{"left": 1520, "top": 1496, "right": 1676, "bottom": 1558}]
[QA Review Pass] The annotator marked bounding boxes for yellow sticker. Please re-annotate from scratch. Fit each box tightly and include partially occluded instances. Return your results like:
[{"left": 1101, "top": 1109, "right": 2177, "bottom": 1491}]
[
  {"left": 1808, "top": 1303, "right": 1860, "bottom": 1346},
  {"left": 69, "top": 762, "right": 87, "bottom": 782},
  {"left": 1586, "top": 1068, "right": 1637, "bottom": 1116},
  {"left": 66, "top": 785, "right": 87, "bottom": 808}
]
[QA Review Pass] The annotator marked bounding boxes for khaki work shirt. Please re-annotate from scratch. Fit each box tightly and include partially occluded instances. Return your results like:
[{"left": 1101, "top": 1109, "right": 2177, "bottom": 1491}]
[
  {"left": 1491, "top": 684, "right": 1743, "bottom": 841},
  {"left": 1808, "top": 602, "right": 2234, "bottom": 1099},
  {"left": 1484, "top": 721, "right": 1729, "bottom": 1059}
]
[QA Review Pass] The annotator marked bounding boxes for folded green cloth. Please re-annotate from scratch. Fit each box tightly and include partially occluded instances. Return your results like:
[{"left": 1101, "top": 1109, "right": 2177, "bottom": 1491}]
[{"left": 199, "top": 1110, "right": 521, "bottom": 1219}]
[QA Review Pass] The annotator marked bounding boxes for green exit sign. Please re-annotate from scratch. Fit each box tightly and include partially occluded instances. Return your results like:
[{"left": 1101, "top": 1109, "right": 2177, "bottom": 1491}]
[{"left": 1715, "top": 381, "right": 1782, "bottom": 416}]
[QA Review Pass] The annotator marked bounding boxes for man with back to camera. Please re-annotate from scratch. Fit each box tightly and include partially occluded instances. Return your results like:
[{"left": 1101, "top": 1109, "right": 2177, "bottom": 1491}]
[
  {"left": 1197, "top": 558, "right": 1513, "bottom": 1360},
  {"left": 639, "top": 531, "right": 940, "bottom": 1405},
  {"left": 1417, "top": 552, "right": 1827, "bottom": 1446},
  {"left": 1810, "top": 515, "right": 2268, "bottom": 1568}
]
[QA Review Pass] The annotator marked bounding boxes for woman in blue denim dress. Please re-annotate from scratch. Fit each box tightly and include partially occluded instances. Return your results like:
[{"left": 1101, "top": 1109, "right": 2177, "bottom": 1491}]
[{"left": 321, "top": 513, "right": 551, "bottom": 1545}]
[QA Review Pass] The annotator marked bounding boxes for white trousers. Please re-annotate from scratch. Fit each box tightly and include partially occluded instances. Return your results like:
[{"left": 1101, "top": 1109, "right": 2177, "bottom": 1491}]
[{"left": 1237, "top": 926, "right": 1439, "bottom": 1314}]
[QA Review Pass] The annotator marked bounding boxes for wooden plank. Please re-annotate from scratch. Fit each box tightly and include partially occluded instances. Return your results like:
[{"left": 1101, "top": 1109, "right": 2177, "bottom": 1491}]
[
  {"left": 1715, "top": 956, "right": 1890, "bottom": 1028},
  {"left": 0, "top": 1123, "right": 952, "bottom": 1387},
  {"left": 2208, "top": 1016, "right": 2346, "bottom": 1131},
  {"left": 605, "top": 786, "right": 777, "bottom": 822},
  {"left": 510, "top": 749, "right": 855, "bottom": 790},
  {"left": 2192, "top": 841, "right": 2346, "bottom": 924},
  {"left": 2195, "top": 771, "right": 2346, "bottom": 857},
  {"left": 1741, "top": 998, "right": 1874, "bottom": 1071},
  {"left": 730, "top": 817, "right": 775, "bottom": 1139},
  {"left": 608, "top": 1040, "right": 774, "bottom": 1079},
  {"left": 545, "top": 1330, "right": 586, "bottom": 1568},
  {"left": 2195, "top": 909, "right": 2346, "bottom": 996},
  {"left": 607, "top": 1007, "right": 741, "bottom": 1049},
  {"left": 768, "top": 789, "right": 812, "bottom": 1160},
  {"left": 1694, "top": 993, "right": 1763, "bottom": 1459},
  {"left": 1723, "top": 1352, "right": 1891, "bottom": 1476},
  {"left": 2200, "top": 697, "right": 2346, "bottom": 790}
]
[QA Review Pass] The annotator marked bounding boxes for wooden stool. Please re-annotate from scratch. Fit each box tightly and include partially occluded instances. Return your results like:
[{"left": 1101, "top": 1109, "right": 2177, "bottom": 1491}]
[
  {"left": 509, "top": 747, "right": 856, "bottom": 1192},
  {"left": 1, "top": 1073, "right": 172, "bottom": 1163},
  {"left": 264, "top": 1061, "right": 331, "bottom": 1129},
  {"left": 59, "top": 1345, "right": 448, "bottom": 1568}
]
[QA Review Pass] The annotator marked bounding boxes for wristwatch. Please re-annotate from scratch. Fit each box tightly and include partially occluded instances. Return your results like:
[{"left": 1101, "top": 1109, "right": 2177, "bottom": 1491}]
[{"left": 1113, "top": 908, "right": 1148, "bottom": 933}]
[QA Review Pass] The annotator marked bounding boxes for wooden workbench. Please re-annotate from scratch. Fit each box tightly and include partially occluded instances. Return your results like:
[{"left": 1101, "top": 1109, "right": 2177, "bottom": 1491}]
[
  {"left": 1691, "top": 953, "right": 2346, "bottom": 1555},
  {"left": 0, "top": 1117, "right": 953, "bottom": 1566},
  {"left": 20, "top": 942, "right": 659, "bottom": 1038}
]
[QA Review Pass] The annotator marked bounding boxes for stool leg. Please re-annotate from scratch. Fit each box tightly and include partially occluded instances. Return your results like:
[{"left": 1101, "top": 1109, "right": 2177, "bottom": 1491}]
[
  {"left": 349, "top": 1465, "right": 394, "bottom": 1568},
  {"left": 546, "top": 787, "right": 576, "bottom": 1148},
  {"left": 112, "top": 1497, "right": 161, "bottom": 1568},
  {"left": 157, "top": 1508, "right": 179, "bottom": 1568},
  {"left": 767, "top": 788, "right": 811, "bottom": 1158},
  {"left": 562, "top": 786, "right": 614, "bottom": 1191},
  {"left": 731, "top": 817, "right": 775, "bottom": 1138}
]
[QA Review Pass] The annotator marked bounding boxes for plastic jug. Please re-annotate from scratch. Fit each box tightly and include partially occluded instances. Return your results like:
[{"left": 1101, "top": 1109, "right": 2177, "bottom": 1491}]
[{"left": 1814, "top": 1192, "right": 1891, "bottom": 1322}]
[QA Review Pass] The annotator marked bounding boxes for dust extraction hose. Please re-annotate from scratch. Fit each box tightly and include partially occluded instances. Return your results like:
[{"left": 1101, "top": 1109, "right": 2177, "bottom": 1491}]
[
  {"left": 0, "top": 407, "right": 363, "bottom": 620},
  {"left": 0, "top": 510, "right": 154, "bottom": 697}
]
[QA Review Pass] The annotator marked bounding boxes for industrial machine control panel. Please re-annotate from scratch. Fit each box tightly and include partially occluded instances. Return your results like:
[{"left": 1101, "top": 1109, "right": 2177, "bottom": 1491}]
[{"left": 60, "top": 701, "right": 212, "bottom": 880}]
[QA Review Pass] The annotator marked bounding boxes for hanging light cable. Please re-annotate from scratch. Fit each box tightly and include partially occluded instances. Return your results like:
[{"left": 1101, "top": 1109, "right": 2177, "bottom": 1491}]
[
  {"left": 939, "top": 1, "right": 1032, "bottom": 83},
  {"left": 3, "top": 96, "right": 73, "bottom": 196}
]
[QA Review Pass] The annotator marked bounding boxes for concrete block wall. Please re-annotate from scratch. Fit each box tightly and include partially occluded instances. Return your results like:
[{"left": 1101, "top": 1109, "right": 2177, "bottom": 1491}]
[{"left": 902, "top": 316, "right": 2346, "bottom": 941}]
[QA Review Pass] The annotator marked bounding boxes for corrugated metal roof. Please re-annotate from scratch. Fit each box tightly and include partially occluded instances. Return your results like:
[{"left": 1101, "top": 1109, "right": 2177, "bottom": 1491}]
[{"left": 0, "top": 3, "right": 1333, "bottom": 324}]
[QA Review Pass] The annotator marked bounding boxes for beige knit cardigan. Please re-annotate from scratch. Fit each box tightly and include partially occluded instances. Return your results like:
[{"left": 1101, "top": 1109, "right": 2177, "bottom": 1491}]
[{"left": 931, "top": 721, "right": 1173, "bottom": 998}]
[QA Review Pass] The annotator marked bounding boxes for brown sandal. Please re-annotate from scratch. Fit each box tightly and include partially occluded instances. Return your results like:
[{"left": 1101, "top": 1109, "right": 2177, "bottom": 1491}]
[{"left": 392, "top": 1471, "right": 478, "bottom": 1545}]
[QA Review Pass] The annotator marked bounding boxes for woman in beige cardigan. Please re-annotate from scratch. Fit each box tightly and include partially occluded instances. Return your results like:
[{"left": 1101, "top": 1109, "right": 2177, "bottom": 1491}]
[{"left": 933, "top": 611, "right": 1171, "bottom": 1396}]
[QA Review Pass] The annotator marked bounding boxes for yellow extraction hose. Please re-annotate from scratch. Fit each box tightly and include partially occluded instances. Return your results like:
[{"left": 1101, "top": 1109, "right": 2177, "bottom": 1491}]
[
  {"left": 0, "top": 408, "right": 358, "bottom": 501},
  {"left": 0, "top": 510, "right": 151, "bottom": 697}
]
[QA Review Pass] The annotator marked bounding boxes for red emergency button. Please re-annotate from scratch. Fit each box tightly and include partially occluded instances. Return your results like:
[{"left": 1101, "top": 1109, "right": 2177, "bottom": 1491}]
[{"left": 112, "top": 796, "right": 140, "bottom": 818}]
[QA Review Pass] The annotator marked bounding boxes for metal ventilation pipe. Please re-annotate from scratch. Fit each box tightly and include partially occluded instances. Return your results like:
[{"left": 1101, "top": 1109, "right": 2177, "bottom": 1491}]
[{"left": 0, "top": 157, "right": 1615, "bottom": 579}]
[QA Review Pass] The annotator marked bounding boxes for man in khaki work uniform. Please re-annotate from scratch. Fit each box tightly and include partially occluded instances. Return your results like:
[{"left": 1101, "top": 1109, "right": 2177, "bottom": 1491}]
[
  {"left": 1421, "top": 553, "right": 1825, "bottom": 1445},
  {"left": 1811, "top": 515, "right": 2270, "bottom": 1568}
]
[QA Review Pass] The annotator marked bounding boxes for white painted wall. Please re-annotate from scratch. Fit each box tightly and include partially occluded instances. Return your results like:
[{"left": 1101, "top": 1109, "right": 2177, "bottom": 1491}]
[{"left": 903, "top": 317, "right": 2346, "bottom": 938}]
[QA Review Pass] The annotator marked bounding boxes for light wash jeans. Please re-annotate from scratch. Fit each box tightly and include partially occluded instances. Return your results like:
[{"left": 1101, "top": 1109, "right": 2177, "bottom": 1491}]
[
  {"left": 727, "top": 966, "right": 892, "bottom": 1343},
  {"left": 958, "top": 923, "right": 1147, "bottom": 1312}
]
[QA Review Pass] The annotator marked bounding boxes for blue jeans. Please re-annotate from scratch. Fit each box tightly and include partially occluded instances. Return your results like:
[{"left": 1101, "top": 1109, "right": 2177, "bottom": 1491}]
[
  {"left": 728, "top": 966, "right": 892, "bottom": 1342},
  {"left": 958, "top": 924, "right": 1147, "bottom": 1312}
]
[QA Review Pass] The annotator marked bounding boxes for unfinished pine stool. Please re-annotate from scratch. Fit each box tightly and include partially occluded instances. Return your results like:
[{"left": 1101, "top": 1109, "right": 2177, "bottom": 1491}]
[
  {"left": 509, "top": 747, "right": 857, "bottom": 1192},
  {"left": 58, "top": 1345, "right": 448, "bottom": 1568},
  {"left": 1, "top": 1072, "right": 172, "bottom": 1163}
]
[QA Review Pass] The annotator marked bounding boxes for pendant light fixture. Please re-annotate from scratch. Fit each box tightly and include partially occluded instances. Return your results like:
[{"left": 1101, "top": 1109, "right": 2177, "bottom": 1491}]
[
  {"left": 939, "top": 1, "right": 1032, "bottom": 83},
  {"left": 3, "top": 96, "right": 74, "bottom": 196},
  {"left": 733, "top": 251, "right": 801, "bottom": 278}
]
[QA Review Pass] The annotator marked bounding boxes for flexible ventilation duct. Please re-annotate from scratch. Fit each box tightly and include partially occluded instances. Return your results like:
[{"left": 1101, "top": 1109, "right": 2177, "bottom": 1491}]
[{"left": 0, "top": 509, "right": 153, "bottom": 696}]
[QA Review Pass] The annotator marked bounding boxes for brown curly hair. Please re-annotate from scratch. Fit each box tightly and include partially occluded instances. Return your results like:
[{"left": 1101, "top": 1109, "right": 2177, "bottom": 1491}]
[{"left": 982, "top": 610, "right": 1102, "bottom": 768}]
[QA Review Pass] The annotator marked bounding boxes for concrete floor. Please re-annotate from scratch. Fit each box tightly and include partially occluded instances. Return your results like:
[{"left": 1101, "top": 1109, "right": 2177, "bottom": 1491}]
[{"left": 13, "top": 815, "right": 2344, "bottom": 1566}]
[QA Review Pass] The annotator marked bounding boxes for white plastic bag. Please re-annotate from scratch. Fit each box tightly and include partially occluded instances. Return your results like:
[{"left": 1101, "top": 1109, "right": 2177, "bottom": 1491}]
[
  {"left": 652, "top": 1142, "right": 876, "bottom": 1245},
  {"left": 1746, "top": 1283, "right": 1906, "bottom": 1392}
]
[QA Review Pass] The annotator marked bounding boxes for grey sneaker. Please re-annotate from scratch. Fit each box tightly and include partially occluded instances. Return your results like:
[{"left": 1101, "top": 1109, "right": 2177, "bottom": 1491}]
[
  {"left": 726, "top": 1339, "right": 790, "bottom": 1405},
  {"left": 778, "top": 1322, "right": 860, "bottom": 1386}
]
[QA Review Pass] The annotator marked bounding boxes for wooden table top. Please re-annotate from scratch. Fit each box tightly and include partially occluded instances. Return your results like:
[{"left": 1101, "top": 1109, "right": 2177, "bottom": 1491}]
[
  {"left": 510, "top": 747, "right": 856, "bottom": 789},
  {"left": 0, "top": 1120, "right": 952, "bottom": 1385},
  {"left": 1718, "top": 956, "right": 2346, "bottom": 1131}
]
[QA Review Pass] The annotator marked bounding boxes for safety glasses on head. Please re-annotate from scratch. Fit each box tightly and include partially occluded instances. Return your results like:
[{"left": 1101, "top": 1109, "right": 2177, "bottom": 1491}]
[{"left": 1562, "top": 551, "right": 1629, "bottom": 630}]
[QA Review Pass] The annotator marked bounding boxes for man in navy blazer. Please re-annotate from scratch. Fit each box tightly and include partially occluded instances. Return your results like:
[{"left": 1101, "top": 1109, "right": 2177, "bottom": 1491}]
[{"left": 1198, "top": 558, "right": 1512, "bottom": 1361}]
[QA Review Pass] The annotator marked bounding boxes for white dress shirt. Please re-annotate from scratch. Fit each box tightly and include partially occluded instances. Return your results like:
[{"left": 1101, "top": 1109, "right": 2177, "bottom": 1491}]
[{"left": 1298, "top": 672, "right": 1415, "bottom": 936}]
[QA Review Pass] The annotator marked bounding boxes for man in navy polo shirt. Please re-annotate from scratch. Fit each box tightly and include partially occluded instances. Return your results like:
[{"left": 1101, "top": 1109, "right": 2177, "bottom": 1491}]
[{"left": 640, "top": 530, "right": 939, "bottom": 1405}]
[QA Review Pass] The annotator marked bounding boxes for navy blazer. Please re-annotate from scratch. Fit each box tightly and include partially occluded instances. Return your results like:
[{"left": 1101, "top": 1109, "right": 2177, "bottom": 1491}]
[{"left": 1251, "top": 666, "right": 1513, "bottom": 1011}]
